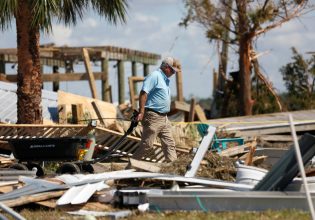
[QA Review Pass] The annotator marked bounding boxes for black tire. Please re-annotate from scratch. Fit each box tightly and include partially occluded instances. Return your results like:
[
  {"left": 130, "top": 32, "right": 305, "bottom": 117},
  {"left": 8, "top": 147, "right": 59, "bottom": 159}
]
[
  {"left": 57, "top": 162, "right": 81, "bottom": 174},
  {"left": 26, "top": 163, "right": 45, "bottom": 177},
  {"left": 10, "top": 163, "right": 28, "bottom": 171},
  {"left": 81, "top": 164, "right": 94, "bottom": 174}
]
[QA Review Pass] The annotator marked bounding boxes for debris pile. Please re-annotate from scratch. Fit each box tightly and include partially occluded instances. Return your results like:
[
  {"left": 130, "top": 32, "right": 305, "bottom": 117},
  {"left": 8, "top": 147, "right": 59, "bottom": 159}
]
[{"left": 160, "top": 153, "right": 236, "bottom": 181}]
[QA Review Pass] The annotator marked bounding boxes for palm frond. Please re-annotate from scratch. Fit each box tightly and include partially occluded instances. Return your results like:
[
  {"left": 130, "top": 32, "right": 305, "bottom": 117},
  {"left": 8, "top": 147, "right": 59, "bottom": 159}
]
[
  {"left": 31, "top": 0, "right": 59, "bottom": 33},
  {"left": 89, "top": 0, "right": 128, "bottom": 24},
  {"left": 0, "top": 0, "right": 18, "bottom": 30},
  {"left": 57, "top": 0, "right": 86, "bottom": 26}
]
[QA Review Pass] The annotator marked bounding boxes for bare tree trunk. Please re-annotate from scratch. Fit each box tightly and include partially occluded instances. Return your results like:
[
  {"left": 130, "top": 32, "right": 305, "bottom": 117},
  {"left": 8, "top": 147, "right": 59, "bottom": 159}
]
[
  {"left": 237, "top": 0, "right": 253, "bottom": 116},
  {"left": 16, "top": 0, "right": 42, "bottom": 124},
  {"left": 211, "top": 0, "right": 233, "bottom": 118}
]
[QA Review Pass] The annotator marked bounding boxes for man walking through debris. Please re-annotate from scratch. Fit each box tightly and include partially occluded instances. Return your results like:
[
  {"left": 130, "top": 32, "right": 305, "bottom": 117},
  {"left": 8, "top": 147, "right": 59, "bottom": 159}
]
[{"left": 132, "top": 57, "right": 179, "bottom": 162}]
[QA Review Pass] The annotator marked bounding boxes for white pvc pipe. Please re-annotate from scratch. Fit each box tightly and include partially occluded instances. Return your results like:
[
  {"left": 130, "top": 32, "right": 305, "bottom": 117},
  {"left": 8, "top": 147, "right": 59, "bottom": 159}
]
[{"left": 288, "top": 114, "right": 315, "bottom": 220}]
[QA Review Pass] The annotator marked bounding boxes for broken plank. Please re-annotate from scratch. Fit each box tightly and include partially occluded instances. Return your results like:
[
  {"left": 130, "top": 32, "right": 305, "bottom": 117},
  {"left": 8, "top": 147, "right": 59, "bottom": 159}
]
[
  {"left": 171, "top": 101, "right": 190, "bottom": 112},
  {"left": 220, "top": 141, "right": 257, "bottom": 157},
  {"left": 91, "top": 101, "right": 106, "bottom": 126},
  {"left": 3, "top": 190, "right": 66, "bottom": 207},
  {"left": 259, "top": 135, "right": 294, "bottom": 142},
  {"left": 195, "top": 104, "right": 207, "bottom": 122},
  {"left": 0, "top": 184, "right": 18, "bottom": 194},
  {"left": 36, "top": 199, "right": 57, "bottom": 208},
  {"left": 244, "top": 146, "right": 256, "bottom": 166},
  {"left": 129, "top": 158, "right": 161, "bottom": 173},
  {"left": 57, "top": 202, "right": 114, "bottom": 211},
  {"left": 188, "top": 98, "right": 196, "bottom": 122}
]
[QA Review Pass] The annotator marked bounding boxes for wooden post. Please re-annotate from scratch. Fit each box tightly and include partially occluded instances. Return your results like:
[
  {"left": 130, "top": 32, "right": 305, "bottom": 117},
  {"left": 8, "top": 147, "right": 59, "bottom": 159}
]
[
  {"left": 117, "top": 60, "right": 125, "bottom": 104},
  {"left": 82, "top": 48, "right": 98, "bottom": 99},
  {"left": 101, "top": 58, "right": 110, "bottom": 102},
  {"left": 0, "top": 55, "right": 5, "bottom": 74},
  {"left": 108, "top": 85, "right": 113, "bottom": 103},
  {"left": 176, "top": 69, "right": 184, "bottom": 102},
  {"left": 128, "top": 77, "right": 135, "bottom": 109},
  {"left": 71, "top": 104, "right": 84, "bottom": 124},
  {"left": 52, "top": 65, "right": 59, "bottom": 92},
  {"left": 132, "top": 61, "right": 138, "bottom": 95},
  {"left": 143, "top": 63, "right": 149, "bottom": 76},
  {"left": 128, "top": 76, "right": 144, "bottom": 110},
  {"left": 174, "top": 59, "right": 184, "bottom": 102},
  {"left": 188, "top": 97, "right": 196, "bottom": 122},
  {"left": 58, "top": 104, "right": 67, "bottom": 124}
]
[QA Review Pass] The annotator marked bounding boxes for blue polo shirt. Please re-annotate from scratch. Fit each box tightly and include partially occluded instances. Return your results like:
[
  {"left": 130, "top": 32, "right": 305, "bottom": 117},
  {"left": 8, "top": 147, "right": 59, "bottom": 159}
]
[{"left": 141, "top": 68, "right": 171, "bottom": 113}]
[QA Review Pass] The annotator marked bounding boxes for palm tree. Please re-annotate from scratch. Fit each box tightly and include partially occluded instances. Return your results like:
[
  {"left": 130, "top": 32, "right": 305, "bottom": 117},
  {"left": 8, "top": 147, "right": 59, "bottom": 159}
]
[{"left": 0, "top": 0, "right": 128, "bottom": 124}]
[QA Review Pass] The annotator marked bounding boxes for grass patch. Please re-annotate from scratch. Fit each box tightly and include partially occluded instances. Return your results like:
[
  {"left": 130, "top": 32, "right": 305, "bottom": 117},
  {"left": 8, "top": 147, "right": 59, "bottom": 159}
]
[{"left": 1, "top": 208, "right": 311, "bottom": 220}]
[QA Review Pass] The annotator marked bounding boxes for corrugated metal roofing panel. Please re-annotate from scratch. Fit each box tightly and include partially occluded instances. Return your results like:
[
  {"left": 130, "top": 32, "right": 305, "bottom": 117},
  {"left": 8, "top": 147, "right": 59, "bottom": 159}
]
[{"left": 0, "top": 81, "right": 58, "bottom": 123}]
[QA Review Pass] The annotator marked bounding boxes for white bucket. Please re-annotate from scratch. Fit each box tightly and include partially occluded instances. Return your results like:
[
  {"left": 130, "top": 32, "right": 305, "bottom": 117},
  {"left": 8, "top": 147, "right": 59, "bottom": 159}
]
[{"left": 235, "top": 163, "right": 268, "bottom": 186}]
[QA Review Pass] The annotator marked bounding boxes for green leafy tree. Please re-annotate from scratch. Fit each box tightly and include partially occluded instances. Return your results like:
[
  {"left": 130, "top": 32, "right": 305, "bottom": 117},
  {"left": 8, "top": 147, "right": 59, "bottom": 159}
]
[
  {"left": 280, "top": 47, "right": 315, "bottom": 110},
  {"left": 0, "top": 0, "right": 128, "bottom": 124},
  {"left": 181, "top": 0, "right": 311, "bottom": 116}
]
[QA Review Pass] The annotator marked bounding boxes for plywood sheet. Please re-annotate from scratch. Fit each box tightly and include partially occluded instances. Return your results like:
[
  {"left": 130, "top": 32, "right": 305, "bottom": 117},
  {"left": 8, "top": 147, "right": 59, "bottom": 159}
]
[{"left": 58, "top": 90, "right": 116, "bottom": 127}]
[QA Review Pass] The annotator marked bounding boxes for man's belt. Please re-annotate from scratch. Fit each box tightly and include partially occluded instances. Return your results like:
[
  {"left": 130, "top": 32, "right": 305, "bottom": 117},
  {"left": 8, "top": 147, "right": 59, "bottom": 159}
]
[{"left": 145, "top": 108, "right": 167, "bottom": 116}]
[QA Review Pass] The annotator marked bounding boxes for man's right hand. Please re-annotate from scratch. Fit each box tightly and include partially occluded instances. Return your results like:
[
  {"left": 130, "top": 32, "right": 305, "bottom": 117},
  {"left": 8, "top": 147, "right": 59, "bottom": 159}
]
[{"left": 136, "top": 112, "right": 144, "bottom": 122}]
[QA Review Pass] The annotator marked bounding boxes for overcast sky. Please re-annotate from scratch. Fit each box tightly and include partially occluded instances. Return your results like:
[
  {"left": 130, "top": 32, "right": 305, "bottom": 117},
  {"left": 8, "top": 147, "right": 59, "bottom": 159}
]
[{"left": 0, "top": 0, "right": 314, "bottom": 102}]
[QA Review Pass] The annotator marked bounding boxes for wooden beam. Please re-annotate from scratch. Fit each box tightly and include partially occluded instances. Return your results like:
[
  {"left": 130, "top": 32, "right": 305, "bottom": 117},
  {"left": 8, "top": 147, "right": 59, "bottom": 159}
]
[
  {"left": 171, "top": 101, "right": 190, "bottom": 112},
  {"left": 128, "top": 76, "right": 144, "bottom": 109},
  {"left": 195, "top": 104, "right": 207, "bottom": 122},
  {"left": 101, "top": 58, "right": 110, "bottom": 102},
  {"left": 130, "top": 76, "right": 145, "bottom": 82},
  {"left": 188, "top": 98, "right": 196, "bottom": 122},
  {"left": 82, "top": 48, "right": 98, "bottom": 99},
  {"left": 0, "top": 55, "right": 5, "bottom": 74},
  {"left": 5, "top": 72, "right": 105, "bottom": 82},
  {"left": 71, "top": 104, "right": 84, "bottom": 124},
  {"left": 176, "top": 69, "right": 184, "bottom": 102},
  {"left": 0, "top": 46, "right": 161, "bottom": 65},
  {"left": 132, "top": 61, "right": 138, "bottom": 95},
  {"left": 58, "top": 104, "right": 68, "bottom": 124},
  {"left": 129, "top": 158, "right": 161, "bottom": 172},
  {"left": 108, "top": 85, "right": 113, "bottom": 103},
  {"left": 91, "top": 101, "right": 105, "bottom": 126},
  {"left": 3, "top": 190, "right": 65, "bottom": 208},
  {"left": 220, "top": 141, "right": 256, "bottom": 157},
  {"left": 129, "top": 77, "right": 136, "bottom": 109},
  {"left": 259, "top": 135, "right": 294, "bottom": 142},
  {"left": 117, "top": 60, "right": 125, "bottom": 104}
]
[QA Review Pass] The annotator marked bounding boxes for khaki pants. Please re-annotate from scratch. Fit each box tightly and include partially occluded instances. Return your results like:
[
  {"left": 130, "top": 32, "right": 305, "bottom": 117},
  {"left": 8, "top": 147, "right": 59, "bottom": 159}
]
[{"left": 132, "top": 111, "right": 177, "bottom": 162}]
